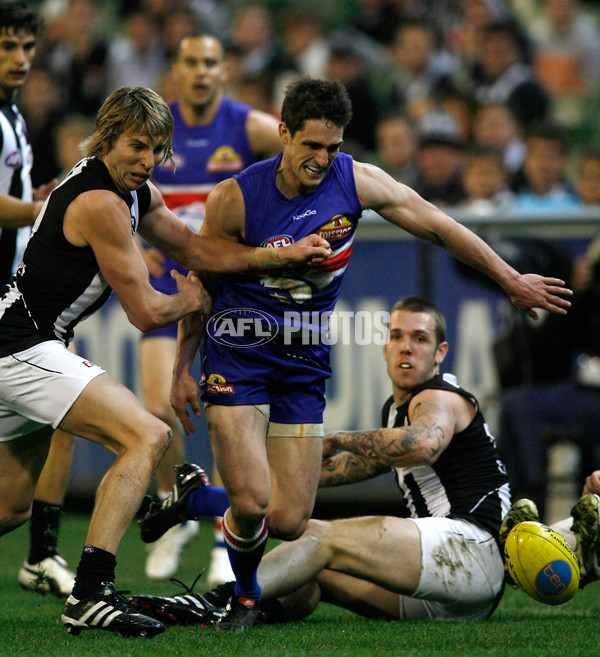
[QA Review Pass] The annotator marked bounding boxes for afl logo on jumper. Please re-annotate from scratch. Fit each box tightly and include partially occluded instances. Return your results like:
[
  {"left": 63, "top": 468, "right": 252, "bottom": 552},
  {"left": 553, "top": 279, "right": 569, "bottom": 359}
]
[
  {"left": 206, "top": 373, "right": 235, "bottom": 394},
  {"left": 318, "top": 215, "right": 352, "bottom": 241},
  {"left": 261, "top": 235, "right": 293, "bottom": 248},
  {"left": 206, "top": 146, "right": 244, "bottom": 173},
  {"left": 5, "top": 150, "right": 22, "bottom": 168}
]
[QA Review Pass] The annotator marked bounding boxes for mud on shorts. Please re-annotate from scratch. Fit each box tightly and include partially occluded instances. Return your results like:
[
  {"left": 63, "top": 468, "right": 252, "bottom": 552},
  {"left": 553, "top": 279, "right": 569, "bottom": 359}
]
[
  {"left": 0, "top": 340, "right": 105, "bottom": 441},
  {"left": 399, "top": 516, "right": 504, "bottom": 620}
]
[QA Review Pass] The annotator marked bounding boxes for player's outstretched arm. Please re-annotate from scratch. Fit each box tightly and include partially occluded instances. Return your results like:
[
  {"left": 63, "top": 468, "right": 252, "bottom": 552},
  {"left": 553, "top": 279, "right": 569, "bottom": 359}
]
[
  {"left": 354, "top": 161, "right": 573, "bottom": 319},
  {"left": 139, "top": 180, "right": 331, "bottom": 274},
  {"left": 322, "top": 389, "right": 461, "bottom": 470},
  {"left": 319, "top": 450, "right": 389, "bottom": 487}
]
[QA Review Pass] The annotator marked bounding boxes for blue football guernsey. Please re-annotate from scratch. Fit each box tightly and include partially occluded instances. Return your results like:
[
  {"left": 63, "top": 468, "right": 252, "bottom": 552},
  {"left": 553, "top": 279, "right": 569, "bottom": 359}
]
[{"left": 202, "top": 151, "right": 363, "bottom": 423}]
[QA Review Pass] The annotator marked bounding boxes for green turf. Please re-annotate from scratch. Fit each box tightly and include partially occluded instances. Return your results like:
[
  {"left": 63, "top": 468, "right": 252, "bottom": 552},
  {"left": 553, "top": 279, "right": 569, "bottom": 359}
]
[{"left": 1, "top": 513, "right": 599, "bottom": 657}]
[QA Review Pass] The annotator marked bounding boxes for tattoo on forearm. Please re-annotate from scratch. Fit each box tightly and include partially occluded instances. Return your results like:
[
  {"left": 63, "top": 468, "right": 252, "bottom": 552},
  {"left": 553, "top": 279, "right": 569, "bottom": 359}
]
[
  {"left": 334, "top": 399, "right": 448, "bottom": 467},
  {"left": 320, "top": 453, "right": 387, "bottom": 487}
]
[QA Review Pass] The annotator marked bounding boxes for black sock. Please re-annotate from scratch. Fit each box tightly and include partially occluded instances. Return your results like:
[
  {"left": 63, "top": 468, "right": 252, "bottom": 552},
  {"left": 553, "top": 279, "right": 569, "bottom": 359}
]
[
  {"left": 71, "top": 546, "right": 116, "bottom": 599},
  {"left": 28, "top": 500, "right": 62, "bottom": 564}
]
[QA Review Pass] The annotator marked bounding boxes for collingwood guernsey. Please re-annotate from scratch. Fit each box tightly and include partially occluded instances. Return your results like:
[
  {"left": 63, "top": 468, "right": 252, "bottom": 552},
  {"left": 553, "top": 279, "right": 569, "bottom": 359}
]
[
  {"left": 0, "top": 100, "right": 33, "bottom": 286},
  {"left": 0, "top": 158, "right": 151, "bottom": 357},
  {"left": 382, "top": 373, "right": 511, "bottom": 543}
]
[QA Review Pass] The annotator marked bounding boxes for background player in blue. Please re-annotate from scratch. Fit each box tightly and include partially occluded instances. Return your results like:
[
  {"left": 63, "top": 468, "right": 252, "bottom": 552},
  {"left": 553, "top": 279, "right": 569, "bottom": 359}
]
[
  {"left": 141, "top": 77, "right": 572, "bottom": 631},
  {"left": 141, "top": 34, "right": 281, "bottom": 583}
]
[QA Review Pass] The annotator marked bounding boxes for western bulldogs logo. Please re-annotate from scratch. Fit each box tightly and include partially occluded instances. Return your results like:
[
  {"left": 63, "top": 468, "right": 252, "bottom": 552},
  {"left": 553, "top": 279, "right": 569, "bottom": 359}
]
[
  {"left": 317, "top": 215, "right": 353, "bottom": 241},
  {"left": 206, "top": 373, "right": 235, "bottom": 393}
]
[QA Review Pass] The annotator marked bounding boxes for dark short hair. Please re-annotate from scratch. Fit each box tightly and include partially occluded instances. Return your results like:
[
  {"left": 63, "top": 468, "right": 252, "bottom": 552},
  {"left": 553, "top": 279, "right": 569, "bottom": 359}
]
[
  {"left": 281, "top": 76, "right": 352, "bottom": 136},
  {"left": 0, "top": 1, "right": 43, "bottom": 35},
  {"left": 390, "top": 297, "right": 446, "bottom": 346},
  {"left": 173, "top": 32, "right": 223, "bottom": 62}
]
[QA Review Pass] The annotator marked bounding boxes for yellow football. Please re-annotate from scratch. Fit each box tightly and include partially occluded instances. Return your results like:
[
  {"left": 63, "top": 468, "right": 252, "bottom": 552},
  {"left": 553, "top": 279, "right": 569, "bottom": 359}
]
[{"left": 504, "top": 521, "right": 580, "bottom": 605}]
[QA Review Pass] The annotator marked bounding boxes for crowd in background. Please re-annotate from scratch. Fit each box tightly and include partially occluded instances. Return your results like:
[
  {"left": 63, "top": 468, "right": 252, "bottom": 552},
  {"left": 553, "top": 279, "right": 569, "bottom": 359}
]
[{"left": 21, "top": 0, "right": 600, "bottom": 211}]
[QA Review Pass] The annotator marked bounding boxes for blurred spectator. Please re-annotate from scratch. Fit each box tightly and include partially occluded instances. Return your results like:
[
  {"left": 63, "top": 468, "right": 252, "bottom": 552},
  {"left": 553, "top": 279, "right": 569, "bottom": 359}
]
[
  {"left": 325, "top": 40, "right": 381, "bottom": 154},
  {"left": 17, "top": 67, "right": 63, "bottom": 187},
  {"left": 413, "top": 110, "right": 467, "bottom": 206},
  {"left": 104, "top": 11, "right": 167, "bottom": 94},
  {"left": 53, "top": 114, "right": 93, "bottom": 180},
  {"left": 513, "top": 121, "right": 580, "bottom": 211},
  {"left": 279, "top": 9, "right": 329, "bottom": 78},
  {"left": 472, "top": 102, "right": 526, "bottom": 180},
  {"left": 471, "top": 20, "right": 550, "bottom": 131},
  {"left": 460, "top": 144, "right": 514, "bottom": 213},
  {"left": 349, "top": 0, "right": 405, "bottom": 46},
  {"left": 230, "top": 3, "right": 295, "bottom": 97},
  {"left": 45, "top": 0, "right": 109, "bottom": 117},
  {"left": 370, "top": 112, "right": 418, "bottom": 186},
  {"left": 437, "top": 87, "right": 477, "bottom": 146},
  {"left": 447, "top": 0, "right": 511, "bottom": 68},
  {"left": 160, "top": 7, "right": 200, "bottom": 61},
  {"left": 575, "top": 148, "right": 600, "bottom": 206},
  {"left": 234, "top": 74, "right": 276, "bottom": 116},
  {"left": 386, "top": 18, "right": 455, "bottom": 122},
  {"left": 529, "top": 0, "right": 600, "bottom": 98}
]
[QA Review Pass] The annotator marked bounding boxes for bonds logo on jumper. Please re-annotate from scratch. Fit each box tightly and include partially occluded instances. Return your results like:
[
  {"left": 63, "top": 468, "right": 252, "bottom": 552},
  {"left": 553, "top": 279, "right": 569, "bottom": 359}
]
[
  {"left": 317, "top": 215, "right": 352, "bottom": 241},
  {"left": 261, "top": 235, "right": 293, "bottom": 248},
  {"left": 5, "top": 150, "right": 22, "bottom": 168},
  {"left": 207, "top": 307, "right": 278, "bottom": 348},
  {"left": 206, "top": 373, "right": 235, "bottom": 394},
  {"left": 206, "top": 146, "right": 244, "bottom": 173}
]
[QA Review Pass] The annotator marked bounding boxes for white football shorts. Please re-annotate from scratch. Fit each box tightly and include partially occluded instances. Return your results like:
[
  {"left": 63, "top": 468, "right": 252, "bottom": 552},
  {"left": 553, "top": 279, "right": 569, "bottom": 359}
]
[
  {"left": 0, "top": 340, "right": 105, "bottom": 441},
  {"left": 398, "top": 516, "right": 504, "bottom": 620}
]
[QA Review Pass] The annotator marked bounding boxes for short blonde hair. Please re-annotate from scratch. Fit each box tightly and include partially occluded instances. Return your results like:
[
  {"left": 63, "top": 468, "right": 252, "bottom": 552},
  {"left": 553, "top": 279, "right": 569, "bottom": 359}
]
[{"left": 82, "top": 87, "right": 174, "bottom": 166}]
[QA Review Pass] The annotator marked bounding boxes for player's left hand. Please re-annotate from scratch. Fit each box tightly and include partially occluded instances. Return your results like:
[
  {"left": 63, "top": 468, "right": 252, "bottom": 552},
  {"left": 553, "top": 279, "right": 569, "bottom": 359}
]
[{"left": 508, "top": 274, "right": 572, "bottom": 320}]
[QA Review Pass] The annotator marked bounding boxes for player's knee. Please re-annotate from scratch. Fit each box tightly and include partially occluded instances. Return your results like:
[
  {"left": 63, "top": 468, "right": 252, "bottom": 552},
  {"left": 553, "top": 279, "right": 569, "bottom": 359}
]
[
  {"left": 137, "top": 418, "right": 172, "bottom": 466},
  {"left": 0, "top": 503, "right": 31, "bottom": 536},
  {"left": 228, "top": 490, "right": 268, "bottom": 525},
  {"left": 267, "top": 507, "right": 311, "bottom": 540}
]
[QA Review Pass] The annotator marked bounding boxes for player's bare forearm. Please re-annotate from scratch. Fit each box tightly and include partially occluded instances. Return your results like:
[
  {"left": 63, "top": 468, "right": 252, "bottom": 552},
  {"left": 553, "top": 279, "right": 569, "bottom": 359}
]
[
  {"left": 320, "top": 451, "right": 388, "bottom": 487},
  {"left": 323, "top": 419, "right": 446, "bottom": 469},
  {"left": 431, "top": 218, "right": 572, "bottom": 318},
  {"left": 174, "top": 311, "right": 206, "bottom": 378}
]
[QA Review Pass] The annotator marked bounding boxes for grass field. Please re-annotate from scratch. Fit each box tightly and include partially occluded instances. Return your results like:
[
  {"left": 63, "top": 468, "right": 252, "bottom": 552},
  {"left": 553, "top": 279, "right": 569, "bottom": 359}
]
[{"left": 1, "top": 513, "right": 600, "bottom": 657}]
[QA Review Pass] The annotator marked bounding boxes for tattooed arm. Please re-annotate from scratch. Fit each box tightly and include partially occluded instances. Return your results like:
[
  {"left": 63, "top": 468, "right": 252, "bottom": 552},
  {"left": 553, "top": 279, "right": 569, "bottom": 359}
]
[
  {"left": 321, "top": 388, "right": 475, "bottom": 476},
  {"left": 320, "top": 452, "right": 389, "bottom": 487}
]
